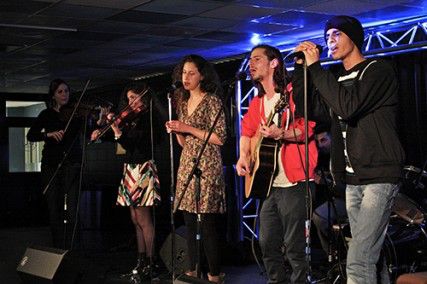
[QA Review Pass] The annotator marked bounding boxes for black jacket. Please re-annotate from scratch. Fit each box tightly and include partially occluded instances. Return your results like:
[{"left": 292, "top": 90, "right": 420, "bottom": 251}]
[
  {"left": 27, "top": 107, "right": 85, "bottom": 166},
  {"left": 292, "top": 58, "right": 405, "bottom": 185},
  {"left": 107, "top": 96, "right": 163, "bottom": 165}
]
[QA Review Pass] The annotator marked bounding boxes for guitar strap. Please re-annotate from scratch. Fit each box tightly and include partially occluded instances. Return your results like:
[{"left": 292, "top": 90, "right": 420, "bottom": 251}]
[{"left": 277, "top": 92, "right": 283, "bottom": 128}]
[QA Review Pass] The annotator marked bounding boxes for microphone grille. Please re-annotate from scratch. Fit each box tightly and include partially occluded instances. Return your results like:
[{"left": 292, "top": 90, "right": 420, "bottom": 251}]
[
  {"left": 172, "top": 81, "right": 183, "bottom": 89},
  {"left": 236, "top": 71, "right": 247, "bottom": 81}
]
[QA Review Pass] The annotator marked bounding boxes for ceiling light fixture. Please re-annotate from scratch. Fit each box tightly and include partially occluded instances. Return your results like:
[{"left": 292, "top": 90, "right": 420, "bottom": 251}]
[{"left": 0, "top": 23, "right": 77, "bottom": 32}]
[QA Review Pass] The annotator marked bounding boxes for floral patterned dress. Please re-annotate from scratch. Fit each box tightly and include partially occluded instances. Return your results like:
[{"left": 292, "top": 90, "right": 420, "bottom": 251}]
[{"left": 174, "top": 94, "right": 227, "bottom": 213}]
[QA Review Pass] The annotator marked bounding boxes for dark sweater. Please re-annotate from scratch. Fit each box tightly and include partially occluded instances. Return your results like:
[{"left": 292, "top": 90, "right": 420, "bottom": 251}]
[
  {"left": 293, "top": 58, "right": 405, "bottom": 185},
  {"left": 26, "top": 108, "right": 85, "bottom": 166},
  {"left": 100, "top": 97, "right": 163, "bottom": 164},
  {"left": 114, "top": 108, "right": 160, "bottom": 164}
]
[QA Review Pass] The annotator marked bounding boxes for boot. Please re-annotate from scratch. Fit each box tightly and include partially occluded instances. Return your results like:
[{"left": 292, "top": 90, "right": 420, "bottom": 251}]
[
  {"left": 134, "top": 253, "right": 147, "bottom": 272},
  {"left": 121, "top": 253, "right": 147, "bottom": 278},
  {"left": 139, "top": 256, "right": 160, "bottom": 280}
]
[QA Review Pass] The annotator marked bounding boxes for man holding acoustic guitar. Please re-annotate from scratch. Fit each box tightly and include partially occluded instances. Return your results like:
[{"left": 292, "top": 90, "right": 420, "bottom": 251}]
[{"left": 236, "top": 44, "right": 318, "bottom": 284}]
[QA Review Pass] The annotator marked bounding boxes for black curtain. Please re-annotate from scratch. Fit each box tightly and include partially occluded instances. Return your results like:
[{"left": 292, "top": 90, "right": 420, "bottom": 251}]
[{"left": 394, "top": 50, "right": 427, "bottom": 168}]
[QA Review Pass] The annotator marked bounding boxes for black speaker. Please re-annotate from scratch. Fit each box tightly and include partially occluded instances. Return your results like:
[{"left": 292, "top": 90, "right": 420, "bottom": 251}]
[
  {"left": 160, "top": 226, "right": 191, "bottom": 275},
  {"left": 16, "top": 246, "right": 79, "bottom": 283},
  {"left": 173, "top": 274, "right": 214, "bottom": 284}
]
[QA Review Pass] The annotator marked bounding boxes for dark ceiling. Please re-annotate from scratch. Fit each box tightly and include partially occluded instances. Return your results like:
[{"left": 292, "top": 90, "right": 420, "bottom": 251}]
[{"left": 1, "top": 0, "right": 426, "bottom": 94}]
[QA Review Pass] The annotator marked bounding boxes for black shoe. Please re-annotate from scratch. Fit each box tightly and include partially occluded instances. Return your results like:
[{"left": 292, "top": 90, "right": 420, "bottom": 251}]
[
  {"left": 120, "top": 263, "right": 147, "bottom": 278},
  {"left": 139, "top": 263, "right": 160, "bottom": 280},
  {"left": 130, "top": 270, "right": 142, "bottom": 284},
  {"left": 118, "top": 269, "right": 142, "bottom": 284}
]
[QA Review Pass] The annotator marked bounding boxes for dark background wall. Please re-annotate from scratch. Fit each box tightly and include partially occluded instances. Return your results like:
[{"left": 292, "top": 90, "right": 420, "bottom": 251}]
[
  {"left": 0, "top": 52, "right": 426, "bottom": 250},
  {"left": 0, "top": 58, "right": 243, "bottom": 251}
]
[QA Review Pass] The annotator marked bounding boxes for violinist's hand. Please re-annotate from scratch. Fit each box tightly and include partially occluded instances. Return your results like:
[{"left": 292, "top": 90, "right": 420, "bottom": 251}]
[
  {"left": 96, "top": 106, "right": 111, "bottom": 126},
  {"left": 165, "top": 120, "right": 189, "bottom": 134},
  {"left": 90, "top": 129, "right": 101, "bottom": 141},
  {"left": 105, "top": 113, "right": 121, "bottom": 133},
  {"left": 47, "top": 130, "right": 64, "bottom": 142}
]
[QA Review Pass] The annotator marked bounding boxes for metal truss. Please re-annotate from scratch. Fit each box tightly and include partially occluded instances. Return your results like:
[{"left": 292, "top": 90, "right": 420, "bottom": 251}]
[{"left": 235, "top": 15, "right": 427, "bottom": 241}]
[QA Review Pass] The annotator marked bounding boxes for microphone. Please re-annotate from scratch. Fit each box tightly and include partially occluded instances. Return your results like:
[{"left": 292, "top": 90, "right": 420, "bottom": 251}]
[
  {"left": 286, "top": 45, "right": 323, "bottom": 60},
  {"left": 167, "top": 81, "right": 183, "bottom": 94},
  {"left": 171, "top": 81, "right": 183, "bottom": 90},
  {"left": 236, "top": 71, "right": 248, "bottom": 81},
  {"left": 222, "top": 71, "right": 247, "bottom": 86}
]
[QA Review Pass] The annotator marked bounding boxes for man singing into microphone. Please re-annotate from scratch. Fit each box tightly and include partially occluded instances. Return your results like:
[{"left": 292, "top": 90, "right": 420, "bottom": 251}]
[
  {"left": 236, "top": 44, "right": 318, "bottom": 283},
  {"left": 292, "top": 15, "right": 405, "bottom": 283}
]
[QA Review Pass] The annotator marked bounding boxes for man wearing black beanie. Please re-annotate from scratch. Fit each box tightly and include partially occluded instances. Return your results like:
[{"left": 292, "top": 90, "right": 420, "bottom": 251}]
[{"left": 291, "top": 15, "right": 405, "bottom": 284}]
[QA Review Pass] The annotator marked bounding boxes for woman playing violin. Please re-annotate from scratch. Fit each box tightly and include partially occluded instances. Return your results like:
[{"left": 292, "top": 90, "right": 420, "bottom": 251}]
[
  {"left": 91, "top": 83, "right": 161, "bottom": 281},
  {"left": 27, "top": 78, "right": 94, "bottom": 250}
]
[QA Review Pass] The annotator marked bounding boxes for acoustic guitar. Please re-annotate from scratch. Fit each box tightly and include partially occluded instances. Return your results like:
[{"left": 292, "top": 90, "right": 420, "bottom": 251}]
[{"left": 245, "top": 95, "right": 288, "bottom": 199}]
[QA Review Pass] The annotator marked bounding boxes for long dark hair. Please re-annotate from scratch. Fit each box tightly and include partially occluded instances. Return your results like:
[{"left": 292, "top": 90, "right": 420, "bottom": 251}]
[
  {"left": 172, "top": 54, "right": 222, "bottom": 109},
  {"left": 250, "top": 44, "right": 289, "bottom": 97},
  {"left": 118, "top": 82, "right": 151, "bottom": 110},
  {"left": 46, "top": 78, "right": 70, "bottom": 109},
  {"left": 116, "top": 82, "right": 152, "bottom": 127}
]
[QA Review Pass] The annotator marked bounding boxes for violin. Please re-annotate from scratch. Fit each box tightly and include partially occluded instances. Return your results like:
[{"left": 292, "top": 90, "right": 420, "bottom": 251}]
[
  {"left": 93, "top": 88, "right": 151, "bottom": 140},
  {"left": 59, "top": 102, "right": 101, "bottom": 122}
]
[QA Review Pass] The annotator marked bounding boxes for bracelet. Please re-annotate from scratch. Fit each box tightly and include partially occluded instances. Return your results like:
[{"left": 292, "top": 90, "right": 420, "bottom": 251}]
[{"left": 114, "top": 134, "right": 122, "bottom": 140}]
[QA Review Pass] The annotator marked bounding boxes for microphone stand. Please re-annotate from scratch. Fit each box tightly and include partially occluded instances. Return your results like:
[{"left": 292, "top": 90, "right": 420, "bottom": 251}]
[
  {"left": 174, "top": 109, "right": 222, "bottom": 278},
  {"left": 302, "top": 61, "right": 314, "bottom": 283},
  {"left": 167, "top": 92, "right": 177, "bottom": 281},
  {"left": 174, "top": 86, "right": 230, "bottom": 279}
]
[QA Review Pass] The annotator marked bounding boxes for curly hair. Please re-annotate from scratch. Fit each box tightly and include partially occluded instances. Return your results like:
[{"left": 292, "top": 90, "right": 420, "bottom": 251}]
[
  {"left": 250, "top": 44, "right": 289, "bottom": 97},
  {"left": 171, "top": 54, "right": 222, "bottom": 109},
  {"left": 46, "top": 78, "right": 70, "bottom": 109}
]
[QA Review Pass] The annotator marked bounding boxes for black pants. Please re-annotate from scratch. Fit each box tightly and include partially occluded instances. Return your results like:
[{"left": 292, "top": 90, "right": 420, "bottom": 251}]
[
  {"left": 183, "top": 212, "right": 221, "bottom": 276},
  {"left": 41, "top": 162, "right": 81, "bottom": 250},
  {"left": 259, "top": 183, "right": 313, "bottom": 284}
]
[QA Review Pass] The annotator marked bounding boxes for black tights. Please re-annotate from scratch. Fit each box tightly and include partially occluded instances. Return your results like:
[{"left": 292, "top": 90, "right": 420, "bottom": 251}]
[
  {"left": 42, "top": 163, "right": 80, "bottom": 250},
  {"left": 183, "top": 212, "right": 220, "bottom": 276}
]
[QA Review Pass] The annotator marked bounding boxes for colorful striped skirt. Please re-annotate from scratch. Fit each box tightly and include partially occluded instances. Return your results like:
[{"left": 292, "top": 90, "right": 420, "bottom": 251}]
[{"left": 117, "top": 160, "right": 161, "bottom": 207}]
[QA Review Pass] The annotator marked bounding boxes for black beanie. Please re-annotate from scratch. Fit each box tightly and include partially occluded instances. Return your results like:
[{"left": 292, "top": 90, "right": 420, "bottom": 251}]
[{"left": 324, "top": 15, "right": 364, "bottom": 51}]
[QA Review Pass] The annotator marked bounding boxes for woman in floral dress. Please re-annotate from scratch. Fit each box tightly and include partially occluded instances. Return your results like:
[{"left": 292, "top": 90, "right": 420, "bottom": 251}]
[{"left": 166, "top": 54, "right": 227, "bottom": 283}]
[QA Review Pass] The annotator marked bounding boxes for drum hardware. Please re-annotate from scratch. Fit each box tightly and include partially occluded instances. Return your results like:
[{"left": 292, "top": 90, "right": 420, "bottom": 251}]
[{"left": 392, "top": 193, "right": 425, "bottom": 225}]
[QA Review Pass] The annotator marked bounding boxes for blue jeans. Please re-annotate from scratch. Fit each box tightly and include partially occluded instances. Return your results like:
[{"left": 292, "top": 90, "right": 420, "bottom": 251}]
[
  {"left": 259, "top": 183, "right": 313, "bottom": 284},
  {"left": 346, "top": 183, "right": 399, "bottom": 284}
]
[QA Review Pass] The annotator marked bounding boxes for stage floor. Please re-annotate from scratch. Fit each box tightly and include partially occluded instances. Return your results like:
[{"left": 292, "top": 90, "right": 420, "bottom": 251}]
[{"left": 1, "top": 226, "right": 425, "bottom": 283}]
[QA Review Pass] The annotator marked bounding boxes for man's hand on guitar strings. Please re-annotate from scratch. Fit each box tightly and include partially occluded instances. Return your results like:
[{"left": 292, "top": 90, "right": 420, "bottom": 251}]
[
  {"left": 236, "top": 157, "right": 250, "bottom": 176},
  {"left": 260, "top": 123, "right": 282, "bottom": 140}
]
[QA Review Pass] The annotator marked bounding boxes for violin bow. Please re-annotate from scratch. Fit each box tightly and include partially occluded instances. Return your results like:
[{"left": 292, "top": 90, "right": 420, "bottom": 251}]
[
  {"left": 119, "top": 87, "right": 150, "bottom": 115},
  {"left": 63, "top": 79, "right": 91, "bottom": 134},
  {"left": 94, "top": 87, "right": 150, "bottom": 140}
]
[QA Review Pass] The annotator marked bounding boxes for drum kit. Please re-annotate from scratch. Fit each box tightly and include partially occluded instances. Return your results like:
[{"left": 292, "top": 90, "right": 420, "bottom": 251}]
[{"left": 323, "top": 165, "right": 427, "bottom": 284}]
